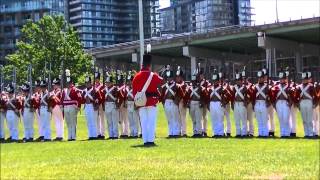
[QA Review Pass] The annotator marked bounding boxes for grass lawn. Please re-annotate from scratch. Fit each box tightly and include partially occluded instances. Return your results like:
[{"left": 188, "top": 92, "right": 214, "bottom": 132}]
[{"left": 1, "top": 106, "right": 319, "bottom": 179}]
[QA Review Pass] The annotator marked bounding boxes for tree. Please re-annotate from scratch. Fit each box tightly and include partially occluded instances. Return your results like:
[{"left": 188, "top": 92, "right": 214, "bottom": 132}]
[{"left": 5, "top": 15, "right": 92, "bottom": 84}]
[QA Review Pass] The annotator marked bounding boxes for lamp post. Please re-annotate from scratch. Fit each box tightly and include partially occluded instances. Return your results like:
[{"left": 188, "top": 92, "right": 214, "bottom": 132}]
[
  {"left": 138, "top": 0, "right": 144, "bottom": 67},
  {"left": 276, "top": 0, "right": 279, "bottom": 22}
]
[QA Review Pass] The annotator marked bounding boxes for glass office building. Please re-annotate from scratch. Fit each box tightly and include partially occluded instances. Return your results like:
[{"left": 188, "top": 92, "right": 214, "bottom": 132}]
[
  {"left": 68, "top": 0, "right": 160, "bottom": 48},
  {"left": 0, "top": 0, "right": 67, "bottom": 64},
  {"left": 160, "top": 0, "right": 253, "bottom": 34}
]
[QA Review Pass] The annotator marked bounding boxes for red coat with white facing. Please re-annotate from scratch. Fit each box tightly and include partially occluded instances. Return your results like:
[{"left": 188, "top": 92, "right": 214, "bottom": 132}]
[
  {"left": 49, "top": 88, "right": 62, "bottom": 108},
  {"left": 81, "top": 86, "right": 103, "bottom": 108},
  {"left": 61, "top": 85, "right": 82, "bottom": 108},
  {"left": 270, "top": 83, "right": 293, "bottom": 106},
  {"left": 0, "top": 92, "right": 8, "bottom": 112},
  {"left": 296, "top": 82, "right": 317, "bottom": 105},
  {"left": 132, "top": 67, "right": 163, "bottom": 107}
]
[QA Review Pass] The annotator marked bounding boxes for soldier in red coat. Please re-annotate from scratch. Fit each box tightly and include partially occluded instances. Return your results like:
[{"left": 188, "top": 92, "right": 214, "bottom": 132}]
[
  {"left": 198, "top": 65, "right": 210, "bottom": 137},
  {"left": 21, "top": 82, "right": 40, "bottom": 142},
  {"left": 297, "top": 71, "right": 317, "bottom": 138},
  {"left": 82, "top": 74, "right": 102, "bottom": 140},
  {"left": 62, "top": 69, "right": 82, "bottom": 141},
  {"left": 175, "top": 66, "right": 188, "bottom": 137},
  {"left": 271, "top": 70, "right": 292, "bottom": 138},
  {"left": 123, "top": 70, "right": 140, "bottom": 138},
  {"left": 184, "top": 69, "right": 206, "bottom": 137},
  {"left": 0, "top": 91, "right": 8, "bottom": 141},
  {"left": 132, "top": 53, "right": 163, "bottom": 146},
  {"left": 160, "top": 65, "right": 181, "bottom": 138},
  {"left": 207, "top": 70, "right": 228, "bottom": 137},
  {"left": 5, "top": 84, "right": 23, "bottom": 142},
  {"left": 220, "top": 72, "right": 232, "bottom": 137},
  {"left": 231, "top": 72, "right": 249, "bottom": 137},
  {"left": 314, "top": 81, "right": 320, "bottom": 137},
  {"left": 253, "top": 71, "right": 272, "bottom": 137},
  {"left": 117, "top": 70, "right": 129, "bottom": 138},
  {"left": 94, "top": 69, "right": 106, "bottom": 139},
  {"left": 39, "top": 79, "right": 52, "bottom": 141},
  {"left": 49, "top": 77, "right": 64, "bottom": 141},
  {"left": 103, "top": 71, "right": 124, "bottom": 139},
  {"left": 242, "top": 69, "right": 255, "bottom": 136}
]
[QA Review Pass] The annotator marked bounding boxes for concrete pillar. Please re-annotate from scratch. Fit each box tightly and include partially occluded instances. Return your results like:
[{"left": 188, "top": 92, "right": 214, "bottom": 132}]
[
  {"left": 191, "top": 56, "right": 196, "bottom": 75},
  {"left": 266, "top": 48, "right": 276, "bottom": 77}
]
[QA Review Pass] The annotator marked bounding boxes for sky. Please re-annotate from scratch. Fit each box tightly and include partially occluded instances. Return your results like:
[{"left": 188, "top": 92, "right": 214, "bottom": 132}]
[{"left": 159, "top": 0, "right": 320, "bottom": 25}]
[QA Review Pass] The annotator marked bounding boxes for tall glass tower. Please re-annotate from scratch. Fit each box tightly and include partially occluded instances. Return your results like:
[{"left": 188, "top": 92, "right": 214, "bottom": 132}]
[
  {"left": 160, "top": 0, "right": 253, "bottom": 34},
  {"left": 0, "top": 0, "right": 67, "bottom": 64},
  {"left": 68, "top": 0, "right": 160, "bottom": 49}
]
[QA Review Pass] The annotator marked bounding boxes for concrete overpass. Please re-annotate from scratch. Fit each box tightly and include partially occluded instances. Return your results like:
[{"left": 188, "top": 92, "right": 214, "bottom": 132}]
[{"left": 87, "top": 17, "right": 320, "bottom": 81}]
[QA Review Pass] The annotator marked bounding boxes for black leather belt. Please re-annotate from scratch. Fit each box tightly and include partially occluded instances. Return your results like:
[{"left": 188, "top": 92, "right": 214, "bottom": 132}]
[{"left": 146, "top": 92, "right": 158, "bottom": 97}]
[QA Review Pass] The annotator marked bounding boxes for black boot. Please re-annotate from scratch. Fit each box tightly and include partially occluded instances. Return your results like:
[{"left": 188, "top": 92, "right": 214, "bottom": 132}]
[
  {"left": 290, "top": 133, "right": 296, "bottom": 137},
  {"left": 36, "top": 136, "right": 44, "bottom": 141},
  {"left": 269, "top": 131, "right": 275, "bottom": 137}
]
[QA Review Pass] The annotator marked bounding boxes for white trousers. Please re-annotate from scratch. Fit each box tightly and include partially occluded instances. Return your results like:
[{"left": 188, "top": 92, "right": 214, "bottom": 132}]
[
  {"left": 22, "top": 108, "right": 34, "bottom": 139},
  {"left": 234, "top": 102, "right": 248, "bottom": 136},
  {"left": 189, "top": 101, "right": 202, "bottom": 135},
  {"left": 202, "top": 107, "right": 208, "bottom": 133},
  {"left": 164, "top": 99, "right": 180, "bottom": 136},
  {"left": 276, "top": 100, "right": 291, "bottom": 136},
  {"left": 6, "top": 110, "right": 19, "bottom": 140},
  {"left": 35, "top": 109, "right": 43, "bottom": 137},
  {"left": 268, "top": 106, "right": 275, "bottom": 132},
  {"left": 254, "top": 100, "right": 269, "bottom": 136},
  {"left": 300, "top": 99, "right": 314, "bottom": 136},
  {"left": 224, "top": 103, "right": 231, "bottom": 134},
  {"left": 97, "top": 104, "right": 105, "bottom": 136},
  {"left": 289, "top": 105, "right": 297, "bottom": 133},
  {"left": 84, "top": 104, "right": 98, "bottom": 138},
  {"left": 313, "top": 105, "right": 320, "bottom": 136},
  {"left": 210, "top": 101, "right": 224, "bottom": 136},
  {"left": 119, "top": 104, "right": 129, "bottom": 136},
  {"left": 0, "top": 112, "right": 5, "bottom": 139},
  {"left": 139, "top": 106, "right": 157, "bottom": 143},
  {"left": 52, "top": 106, "right": 64, "bottom": 138},
  {"left": 179, "top": 100, "right": 187, "bottom": 135},
  {"left": 247, "top": 103, "right": 254, "bottom": 135},
  {"left": 105, "top": 102, "right": 119, "bottom": 138},
  {"left": 40, "top": 106, "right": 51, "bottom": 140},
  {"left": 127, "top": 101, "right": 140, "bottom": 136},
  {"left": 64, "top": 105, "right": 78, "bottom": 140}
]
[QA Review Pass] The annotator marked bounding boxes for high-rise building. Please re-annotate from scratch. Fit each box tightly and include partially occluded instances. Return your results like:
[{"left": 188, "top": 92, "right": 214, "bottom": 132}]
[
  {"left": 0, "top": 0, "right": 67, "bottom": 64},
  {"left": 160, "top": 0, "right": 253, "bottom": 34},
  {"left": 0, "top": 0, "right": 160, "bottom": 64},
  {"left": 68, "top": 0, "right": 160, "bottom": 49}
]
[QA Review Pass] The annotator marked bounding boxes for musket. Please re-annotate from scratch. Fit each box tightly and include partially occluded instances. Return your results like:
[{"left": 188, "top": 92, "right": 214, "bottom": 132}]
[{"left": 0, "top": 65, "right": 3, "bottom": 92}]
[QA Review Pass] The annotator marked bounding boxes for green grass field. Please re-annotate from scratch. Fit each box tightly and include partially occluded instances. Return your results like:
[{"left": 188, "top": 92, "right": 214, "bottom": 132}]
[{"left": 1, "top": 106, "right": 319, "bottom": 179}]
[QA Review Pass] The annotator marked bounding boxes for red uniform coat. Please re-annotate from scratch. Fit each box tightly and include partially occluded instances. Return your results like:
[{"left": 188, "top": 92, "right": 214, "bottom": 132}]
[
  {"left": 102, "top": 85, "right": 124, "bottom": 108},
  {"left": 61, "top": 85, "right": 82, "bottom": 108},
  {"left": 132, "top": 67, "right": 163, "bottom": 107},
  {"left": 205, "top": 84, "right": 228, "bottom": 107},
  {"left": 184, "top": 85, "right": 206, "bottom": 107},
  {"left": 296, "top": 83, "right": 317, "bottom": 105},
  {"left": 81, "top": 86, "right": 103, "bottom": 109},
  {"left": 270, "top": 83, "right": 293, "bottom": 106},
  {"left": 230, "top": 84, "right": 249, "bottom": 106},
  {"left": 49, "top": 88, "right": 62, "bottom": 108},
  {"left": 252, "top": 83, "right": 272, "bottom": 107},
  {"left": 0, "top": 93, "right": 8, "bottom": 112}
]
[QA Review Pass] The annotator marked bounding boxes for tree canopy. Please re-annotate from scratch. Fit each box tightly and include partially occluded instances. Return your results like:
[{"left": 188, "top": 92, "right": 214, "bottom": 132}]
[{"left": 4, "top": 15, "right": 92, "bottom": 85}]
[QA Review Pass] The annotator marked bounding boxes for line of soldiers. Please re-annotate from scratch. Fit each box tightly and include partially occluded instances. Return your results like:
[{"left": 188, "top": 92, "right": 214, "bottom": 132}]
[
  {"left": 160, "top": 64, "right": 319, "bottom": 138},
  {"left": 1, "top": 65, "right": 319, "bottom": 143},
  {"left": 0, "top": 69, "right": 141, "bottom": 142}
]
